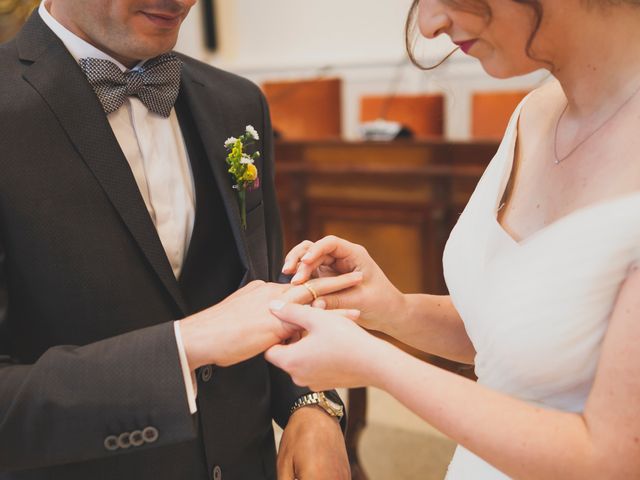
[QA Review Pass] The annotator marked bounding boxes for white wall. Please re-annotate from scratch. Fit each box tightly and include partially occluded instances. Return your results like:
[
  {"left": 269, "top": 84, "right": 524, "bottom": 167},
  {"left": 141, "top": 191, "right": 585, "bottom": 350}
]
[
  {"left": 177, "top": 0, "right": 418, "bottom": 68},
  {"left": 175, "top": 1, "right": 549, "bottom": 139}
]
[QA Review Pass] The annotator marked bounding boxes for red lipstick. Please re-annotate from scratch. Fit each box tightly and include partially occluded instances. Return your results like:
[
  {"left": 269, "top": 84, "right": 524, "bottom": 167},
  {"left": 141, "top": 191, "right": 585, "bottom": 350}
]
[{"left": 454, "top": 39, "right": 478, "bottom": 54}]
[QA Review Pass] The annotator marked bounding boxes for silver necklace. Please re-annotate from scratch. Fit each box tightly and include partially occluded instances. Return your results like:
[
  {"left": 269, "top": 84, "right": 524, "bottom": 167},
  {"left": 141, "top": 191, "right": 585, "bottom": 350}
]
[{"left": 553, "top": 83, "right": 640, "bottom": 164}]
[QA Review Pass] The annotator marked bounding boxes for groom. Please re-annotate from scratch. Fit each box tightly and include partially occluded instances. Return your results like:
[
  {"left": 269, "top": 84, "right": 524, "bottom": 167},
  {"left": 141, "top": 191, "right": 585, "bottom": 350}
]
[{"left": 0, "top": 1, "right": 348, "bottom": 479}]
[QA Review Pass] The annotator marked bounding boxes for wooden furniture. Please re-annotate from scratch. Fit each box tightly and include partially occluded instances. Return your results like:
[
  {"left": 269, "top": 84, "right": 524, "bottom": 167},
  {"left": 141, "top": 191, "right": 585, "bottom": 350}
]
[
  {"left": 360, "top": 94, "right": 445, "bottom": 138},
  {"left": 274, "top": 139, "right": 499, "bottom": 479},
  {"left": 261, "top": 77, "right": 342, "bottom": 140},
  {"left": 472, "top": 90, "right": 529, "bottom": 139},
  {"left": 0, "top": 0, "right": 39, "bottom": 43}
]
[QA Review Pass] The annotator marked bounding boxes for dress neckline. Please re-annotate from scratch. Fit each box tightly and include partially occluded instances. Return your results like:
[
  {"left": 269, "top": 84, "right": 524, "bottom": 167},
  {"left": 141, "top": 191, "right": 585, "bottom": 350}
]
[{"left": 493, "top": 94, "right": 640, "bottom": 247}]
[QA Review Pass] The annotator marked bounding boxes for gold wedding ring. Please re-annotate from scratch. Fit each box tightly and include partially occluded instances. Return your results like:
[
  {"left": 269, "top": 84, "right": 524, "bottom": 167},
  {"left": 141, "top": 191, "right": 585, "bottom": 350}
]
[{"left": 302, "top": 282, "right": 319, "bottom": 301}]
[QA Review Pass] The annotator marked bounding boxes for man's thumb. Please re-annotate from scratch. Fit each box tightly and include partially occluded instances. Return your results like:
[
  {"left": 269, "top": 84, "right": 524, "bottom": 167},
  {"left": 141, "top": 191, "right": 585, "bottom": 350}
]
[{"left": 312, "top": 293, "right": 355, "bottom": 312}]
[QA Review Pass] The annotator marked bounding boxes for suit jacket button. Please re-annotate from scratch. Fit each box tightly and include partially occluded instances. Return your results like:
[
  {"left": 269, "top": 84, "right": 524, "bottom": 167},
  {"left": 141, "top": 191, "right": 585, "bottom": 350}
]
[
  {"left": 130, "top": 430, "right": 144, "bottom": 447},
  {"left": 200, "top": 365, "right": 213, "bottom": 382},
  {"left": 104, "top": 435, "right": 119, "bottom": 451},
  {"left": 117, "top": 432, "right": 131, "bottom": 449},
  {"left": 212, "top": 465, "right": 222, "bottom": 480},
  {"left": 142, "top": 426, "right": 159, "bottom": 444}
]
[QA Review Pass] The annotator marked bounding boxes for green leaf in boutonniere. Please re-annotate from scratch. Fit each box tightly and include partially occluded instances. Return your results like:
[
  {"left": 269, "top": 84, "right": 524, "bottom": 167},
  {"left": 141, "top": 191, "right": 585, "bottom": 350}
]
[{"left": 224, "top": 125, "right": 261, "bottom": 230}]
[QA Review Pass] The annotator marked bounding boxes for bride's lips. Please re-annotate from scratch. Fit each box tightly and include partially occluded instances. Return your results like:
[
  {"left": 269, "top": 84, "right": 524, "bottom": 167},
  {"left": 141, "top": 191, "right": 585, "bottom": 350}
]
[
  {"left": 140, "top": 11, "right": 183, "bottom": 29},
  {"left": 453, "top": 39, "right": 478, "bottom": 54}
]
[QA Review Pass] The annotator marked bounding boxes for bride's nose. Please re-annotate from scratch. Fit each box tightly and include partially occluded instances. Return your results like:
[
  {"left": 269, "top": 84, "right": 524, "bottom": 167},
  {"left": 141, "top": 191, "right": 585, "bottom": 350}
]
[{"left": 418, "top": 0, "right": 452, "bottom": 39}]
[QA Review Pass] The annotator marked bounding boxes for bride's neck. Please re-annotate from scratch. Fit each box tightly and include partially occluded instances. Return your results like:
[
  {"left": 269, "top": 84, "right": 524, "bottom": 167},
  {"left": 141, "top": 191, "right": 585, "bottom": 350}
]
[{"left": 548, "top": 3, "right": 640, "bottom": 118}]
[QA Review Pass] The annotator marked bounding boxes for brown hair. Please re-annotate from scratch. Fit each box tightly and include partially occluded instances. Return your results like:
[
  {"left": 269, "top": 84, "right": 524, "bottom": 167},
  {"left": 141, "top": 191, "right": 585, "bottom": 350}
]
[{"left": 404, "top": 0, "right": 543, "bottom": 70}]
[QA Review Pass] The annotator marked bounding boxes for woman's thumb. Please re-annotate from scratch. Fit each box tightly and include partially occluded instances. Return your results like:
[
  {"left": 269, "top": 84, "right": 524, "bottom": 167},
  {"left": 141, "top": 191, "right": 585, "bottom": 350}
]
[
  {"left": 264, "top": 343, "right": 288, "bottom": 368},
  {"left": 269, "top": 301, "right": 315, "bottom": 331}
]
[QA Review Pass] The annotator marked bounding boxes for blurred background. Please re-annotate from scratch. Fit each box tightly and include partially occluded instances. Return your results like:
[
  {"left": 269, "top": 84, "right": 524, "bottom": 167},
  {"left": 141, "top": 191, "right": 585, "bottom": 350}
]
[
  {"left": 178, "top": 4, "right": 547, "bottom": 478},
  {"left": 1, "top": 2, "right": 550, "bottom": 478}
]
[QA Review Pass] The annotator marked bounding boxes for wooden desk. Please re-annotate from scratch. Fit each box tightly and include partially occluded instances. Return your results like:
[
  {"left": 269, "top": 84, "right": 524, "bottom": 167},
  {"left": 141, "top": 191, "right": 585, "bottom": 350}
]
[{"left": 274, "top": 139, "right": 499, "bottom": 479}]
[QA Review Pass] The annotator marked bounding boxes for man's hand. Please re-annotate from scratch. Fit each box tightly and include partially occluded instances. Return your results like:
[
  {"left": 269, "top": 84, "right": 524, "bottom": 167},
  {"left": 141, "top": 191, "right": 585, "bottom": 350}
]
[
  {"left": 277, "top": 407, "right": 350, "bottom": 480},
  {"left": 178, "top": 272, "right": 364, "bottom": 370}
]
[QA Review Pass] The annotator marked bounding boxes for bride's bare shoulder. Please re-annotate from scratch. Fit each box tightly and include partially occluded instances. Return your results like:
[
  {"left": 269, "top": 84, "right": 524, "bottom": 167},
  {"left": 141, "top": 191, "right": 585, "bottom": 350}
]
[{"left": 518, "top": 79, "right": 564, "bottom": 139}]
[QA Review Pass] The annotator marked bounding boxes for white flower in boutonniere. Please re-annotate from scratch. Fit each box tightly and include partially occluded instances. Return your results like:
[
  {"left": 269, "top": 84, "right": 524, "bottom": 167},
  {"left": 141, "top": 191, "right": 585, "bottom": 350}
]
[
  {"left": 225, "top": 126, "right": 261, "bottom": 230},
  {"left": 245, "top": 125, "right": 260, "bottom": 141}
]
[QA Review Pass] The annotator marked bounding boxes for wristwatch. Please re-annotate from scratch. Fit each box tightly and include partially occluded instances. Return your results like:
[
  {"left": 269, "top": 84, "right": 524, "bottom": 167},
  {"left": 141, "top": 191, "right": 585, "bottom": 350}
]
[{"left": 290, "top": 392, "right": 344, "bottom": 421}]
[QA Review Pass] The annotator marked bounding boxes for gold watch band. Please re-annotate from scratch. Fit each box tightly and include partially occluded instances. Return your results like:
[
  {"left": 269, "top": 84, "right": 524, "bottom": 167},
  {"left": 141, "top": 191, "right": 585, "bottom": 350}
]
[{"left": 290, "top": 392, "right": 344, "bottom": 420}]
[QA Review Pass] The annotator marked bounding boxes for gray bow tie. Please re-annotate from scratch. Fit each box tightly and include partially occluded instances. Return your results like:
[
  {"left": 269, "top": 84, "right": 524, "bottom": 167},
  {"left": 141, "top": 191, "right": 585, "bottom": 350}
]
[{"left": 79, "top": 53, "right": 182, "bottom": 118}]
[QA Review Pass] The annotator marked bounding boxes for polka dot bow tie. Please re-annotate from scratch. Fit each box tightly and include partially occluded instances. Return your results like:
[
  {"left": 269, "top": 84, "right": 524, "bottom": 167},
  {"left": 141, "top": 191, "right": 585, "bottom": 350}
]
[{"left": 79, "top": 53, "right": 182, "bottom": 118}]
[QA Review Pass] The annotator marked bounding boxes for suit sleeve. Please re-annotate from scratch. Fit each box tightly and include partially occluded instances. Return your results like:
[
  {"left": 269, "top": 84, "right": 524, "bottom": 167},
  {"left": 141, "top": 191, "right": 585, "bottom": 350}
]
[
  {"left": 0, "top": 232, "right": 197, "bottom": 471},
  {"left": 257, "top": 92, "right": 346, "bottom": 432}
]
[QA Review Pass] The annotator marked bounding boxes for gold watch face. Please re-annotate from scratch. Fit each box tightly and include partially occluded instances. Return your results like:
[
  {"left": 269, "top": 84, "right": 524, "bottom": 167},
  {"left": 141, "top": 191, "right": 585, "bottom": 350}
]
[{"left": 319, "top": 393, "right": 344, "bottom": 417}]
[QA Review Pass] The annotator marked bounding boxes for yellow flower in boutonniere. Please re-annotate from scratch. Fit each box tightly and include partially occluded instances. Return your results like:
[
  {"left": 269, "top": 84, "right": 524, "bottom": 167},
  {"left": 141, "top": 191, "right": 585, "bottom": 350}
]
[{"left": 224, "top": 125, "right": 261, "bottom": 230}]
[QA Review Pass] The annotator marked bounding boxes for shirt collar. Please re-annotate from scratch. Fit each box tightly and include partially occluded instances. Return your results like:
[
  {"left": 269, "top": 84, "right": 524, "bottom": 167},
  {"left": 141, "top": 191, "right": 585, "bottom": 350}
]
[{"left": 38, "top": 1, "right": 145, "bottom": 72}]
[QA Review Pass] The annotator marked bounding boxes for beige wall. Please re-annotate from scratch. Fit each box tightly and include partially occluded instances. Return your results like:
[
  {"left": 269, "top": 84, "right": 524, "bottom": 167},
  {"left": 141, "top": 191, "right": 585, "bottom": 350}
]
[{"left": 175, "top": 1, "right": 549, "bottom": 139}]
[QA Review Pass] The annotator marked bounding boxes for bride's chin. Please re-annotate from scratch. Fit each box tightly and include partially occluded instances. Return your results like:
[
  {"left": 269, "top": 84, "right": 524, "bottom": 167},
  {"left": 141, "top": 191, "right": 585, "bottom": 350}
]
[
  {"left": 480, "top": 60, "right": 539, "bottom": 80},
  {"left": 477, "top": 53, "right": 544, "bottom": 79}
]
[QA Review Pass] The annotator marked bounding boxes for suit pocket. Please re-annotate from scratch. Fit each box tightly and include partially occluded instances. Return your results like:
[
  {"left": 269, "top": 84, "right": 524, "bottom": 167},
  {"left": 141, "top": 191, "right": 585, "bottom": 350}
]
[{"left": 245, "top": 202, "right": 269, "bottom": 280}]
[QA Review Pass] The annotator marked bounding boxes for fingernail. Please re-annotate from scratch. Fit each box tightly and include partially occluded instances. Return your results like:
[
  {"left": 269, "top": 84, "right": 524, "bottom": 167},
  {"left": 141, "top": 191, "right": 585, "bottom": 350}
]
[
  {"left": 313, "top": 299, "right": 327, "bottom": 309},
  {"left": 281, "top": 263, "right": 290, "bottom": 272},
  {"left": 301, "top": 252, "right": 312, "bottom": 262},
  {"left": 351, "top": 271, "right": 364, "bottom": 278},
  {"left": 291, "top": 272, "right": 303, "bottom": 284},
  {"left": 270, "top": 300, "right": 286, "bottom": 311},
  {"left": 349, "top": 309, "right": 361, "bottom": 318}
]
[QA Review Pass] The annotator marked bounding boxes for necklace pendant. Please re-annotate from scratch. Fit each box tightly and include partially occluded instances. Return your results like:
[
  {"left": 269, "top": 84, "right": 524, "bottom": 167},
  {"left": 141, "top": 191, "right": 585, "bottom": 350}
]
[{"left": 554, "top": 158, "right": 561, "bottom": 165}]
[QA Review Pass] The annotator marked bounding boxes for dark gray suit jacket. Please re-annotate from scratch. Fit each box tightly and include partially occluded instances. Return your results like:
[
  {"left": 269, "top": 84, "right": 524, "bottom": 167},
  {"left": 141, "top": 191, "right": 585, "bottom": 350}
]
[{"left": 0, "top": 12, "right": 320, "bottom": 480}]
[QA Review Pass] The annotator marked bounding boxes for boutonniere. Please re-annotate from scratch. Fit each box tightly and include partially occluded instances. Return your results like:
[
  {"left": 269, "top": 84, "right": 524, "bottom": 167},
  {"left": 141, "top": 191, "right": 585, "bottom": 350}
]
[{"left": 224, "top": 125, "right": 261, "bottom": 230}]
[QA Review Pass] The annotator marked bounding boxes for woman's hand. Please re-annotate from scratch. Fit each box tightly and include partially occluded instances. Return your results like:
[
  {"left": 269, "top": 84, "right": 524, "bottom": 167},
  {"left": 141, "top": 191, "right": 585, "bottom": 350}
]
[
  {"left": 281, "top": 235, "right": 406, "bottom": 334},
  {"left": 264, "top": 302, "right": 388, "bottom": 391}
]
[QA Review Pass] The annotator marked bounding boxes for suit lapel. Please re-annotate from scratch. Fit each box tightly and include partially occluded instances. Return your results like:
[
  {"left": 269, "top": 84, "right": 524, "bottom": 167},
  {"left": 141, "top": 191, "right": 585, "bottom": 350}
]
[
  {"left": 177, "top": 66, "right": 253, "bottom": 279},
  {"left": 17, "top": 14, "right": 188, "bottom": 314}
]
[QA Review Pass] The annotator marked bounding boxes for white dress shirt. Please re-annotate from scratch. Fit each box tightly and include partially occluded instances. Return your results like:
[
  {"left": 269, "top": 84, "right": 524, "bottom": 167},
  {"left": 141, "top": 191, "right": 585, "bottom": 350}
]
[{"left": 39, "top": 2, "right": 198, "bottom": 413}]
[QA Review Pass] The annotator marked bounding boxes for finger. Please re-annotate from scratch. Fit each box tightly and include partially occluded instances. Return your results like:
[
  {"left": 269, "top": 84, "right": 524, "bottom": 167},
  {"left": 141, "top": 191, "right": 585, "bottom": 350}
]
[
  {"left": 284, "top": 331, "right": 303, "bottom": 344},
  {"left": 279, "top": 285, "right": 316, "bottom": 305},
  {"left": 332, "top": 309, "right": 361, "bottom": 321},
  {"left": 277, "top": 317, "right": 304, "bottom": 340},
  {"left": 299, "top": 235, "right": 354, "bottom": 265},
  {"left": 290, "top": 254, "right": 337, "bottom": 284},
  {"left": 282, "top": 240, "right": 314, "bottom": 274},
  {"left": 317, "top": 264, "right": 338, "bottom": 278},
  {"left": 269, "top": 301, "right": 319, "bottom": 331},
  {"left": 291, "top": 237, "right": 361, "bottom": 285},
  {"left": 264, "top": 343, "right": 291, "bottom": 370},
  {"left": 313, "top": 292, "right": 358, "bottom": 312},
  {"left": 307, "top": 271, "right": 363, "bottom": 297},
  {"left": 280, "top": 271, "right": 363, "bottom": 305},
  {"left": 312, "top": 298, "right": 327, "bottom": 309}
]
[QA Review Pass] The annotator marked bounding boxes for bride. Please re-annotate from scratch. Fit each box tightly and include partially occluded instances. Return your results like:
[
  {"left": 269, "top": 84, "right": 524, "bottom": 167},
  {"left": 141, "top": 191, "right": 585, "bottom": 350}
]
[{"left": 266, "top": 0, "right": 640, "bottom": 478}]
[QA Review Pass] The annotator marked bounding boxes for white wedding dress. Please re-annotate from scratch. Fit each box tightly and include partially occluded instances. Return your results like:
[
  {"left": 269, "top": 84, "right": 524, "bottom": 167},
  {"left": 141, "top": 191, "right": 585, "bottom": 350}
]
[{"left": 441, "top": 95, "right": 640, "bottom": 479}]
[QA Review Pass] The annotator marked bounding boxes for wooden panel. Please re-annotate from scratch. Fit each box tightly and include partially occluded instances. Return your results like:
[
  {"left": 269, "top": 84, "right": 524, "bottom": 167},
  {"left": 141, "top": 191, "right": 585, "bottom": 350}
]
[
  {"left": 275, "top": 139, "right": 496, "bottom": 295},
  {"left": 472, "top": 90, "right": 529, "bottom": 139},
  {"left": 274, "top": 139, "right": 498, "bottom": 479},
  {"left": 0, "top": 0, "right": 38, "bottom": 43},
  {"left": 309, "top": 208, "right": 427, "bottom": 294},
  {"left": 360, "top": 94, "right": 445, "bottom": 138},
  {"left": 262, "top": 78, "right": 342, "bottom": 140}
]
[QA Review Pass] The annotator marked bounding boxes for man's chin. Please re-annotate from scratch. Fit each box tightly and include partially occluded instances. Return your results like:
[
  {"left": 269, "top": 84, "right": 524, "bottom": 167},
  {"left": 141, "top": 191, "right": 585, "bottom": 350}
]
[{"left": 116, "top": 42, "right": 179, "bottom": 64}]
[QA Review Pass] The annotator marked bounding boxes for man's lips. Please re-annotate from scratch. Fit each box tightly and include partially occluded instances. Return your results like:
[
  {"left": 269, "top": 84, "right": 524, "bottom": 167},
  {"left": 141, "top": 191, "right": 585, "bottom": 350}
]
[
  {"left": 453, "top": 39, "right": 478, "bottom": 54},
  {"left": 141, "top": 11, "right": 183, "bottom": 28}
]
